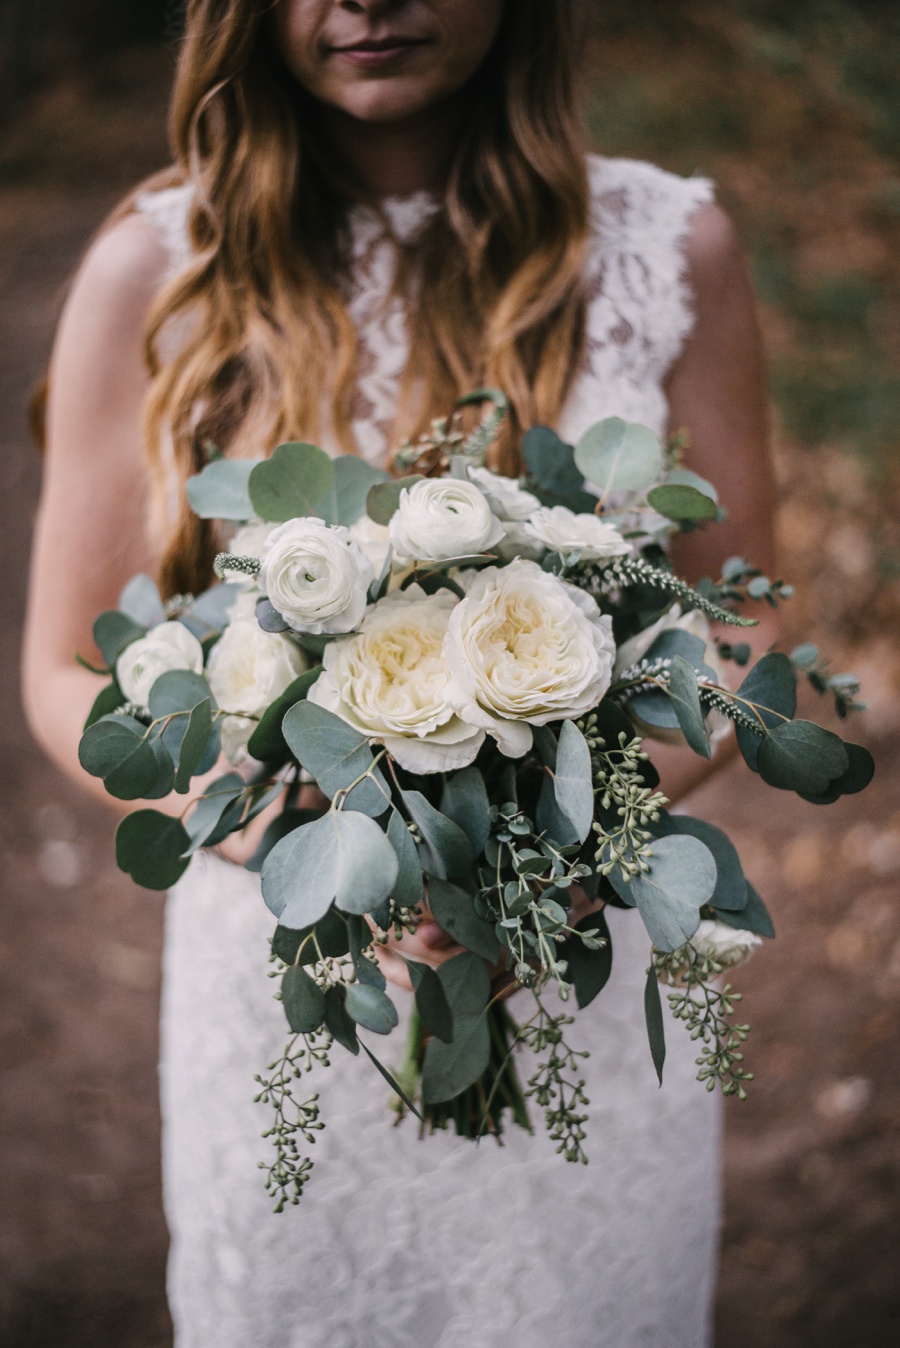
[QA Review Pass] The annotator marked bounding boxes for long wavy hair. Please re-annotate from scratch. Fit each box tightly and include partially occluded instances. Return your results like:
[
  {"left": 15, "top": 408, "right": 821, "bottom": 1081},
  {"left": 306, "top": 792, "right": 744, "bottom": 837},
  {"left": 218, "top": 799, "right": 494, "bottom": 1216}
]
[{"left": 138, "top": 0, "right": 592, "bottom": 596}]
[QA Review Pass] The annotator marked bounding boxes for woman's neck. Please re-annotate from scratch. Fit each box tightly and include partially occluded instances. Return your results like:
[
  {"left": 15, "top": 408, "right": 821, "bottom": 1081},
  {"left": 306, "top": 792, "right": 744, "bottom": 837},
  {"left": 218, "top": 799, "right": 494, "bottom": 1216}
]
[{"left": 314, "top": 95, "right": 466, "bottom": 200}]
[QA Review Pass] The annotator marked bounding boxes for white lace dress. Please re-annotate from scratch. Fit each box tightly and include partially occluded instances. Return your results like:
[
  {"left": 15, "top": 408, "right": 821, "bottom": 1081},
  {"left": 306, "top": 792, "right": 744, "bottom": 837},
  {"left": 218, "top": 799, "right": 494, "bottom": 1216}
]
[{"left": 138, "top": 156, "right": 721, "bottom": 1348}]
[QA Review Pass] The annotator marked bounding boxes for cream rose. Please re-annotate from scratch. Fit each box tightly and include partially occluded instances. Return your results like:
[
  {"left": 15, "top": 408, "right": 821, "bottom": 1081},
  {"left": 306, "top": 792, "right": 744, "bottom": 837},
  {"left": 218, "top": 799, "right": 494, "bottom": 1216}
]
[
  {"left": 116, "top": 621, "right": 204, "bottom": 708},
  {"left": 258, "top": 517, "right": 373, "bottom": 635},
  {"left": 307, "top": 586, "right": 484, "bottom": 773},
  {"left": 689, "top": 919, "right": 761, "bottom": 969},
  {"left": 388, "top": 478, "right": 505, "bottom": 565},
  {"left": 613, "top": 602, "right": 731, "bottom": 747},
  {"left": 444, "top": 559, "right": 616, "bottom": 758},
  {"left": 523, "top": 505, "right": 632, "bottom": 562},
  {"left": 206, "top": 591, "right": 308, "bottom": 763},
  {"left": 467, "top": 465, "right": 541, "bottom": 522}
]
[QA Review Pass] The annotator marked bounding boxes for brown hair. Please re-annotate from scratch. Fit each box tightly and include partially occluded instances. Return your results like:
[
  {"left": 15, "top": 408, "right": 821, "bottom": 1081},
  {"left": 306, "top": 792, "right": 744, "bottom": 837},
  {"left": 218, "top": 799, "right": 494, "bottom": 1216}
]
[{"left": 143, "top": 0, "right": 592, "bottom": 596}]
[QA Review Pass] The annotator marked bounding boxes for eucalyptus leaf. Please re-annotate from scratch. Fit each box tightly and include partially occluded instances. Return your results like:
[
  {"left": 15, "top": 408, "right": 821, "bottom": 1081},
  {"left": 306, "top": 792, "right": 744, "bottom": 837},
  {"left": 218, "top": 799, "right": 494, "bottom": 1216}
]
[
  {"left": 281, "top": 964, "right": 326, "bottom": 1034},
  {"left": 734, "top": 653, "right": 797, "bottom": 771},
  {"left": 118, "top": 574, "right": 165, "bottom": 627},
  {"left": 358, "top": 1040, "right": 423, "bottom": 1120},
  {"left": 344, "top": 983, "right": 398, "bottom": 1036},
  {"left": 655, "top": 815, "right": 747, "bottom": 912},
  {"left": 282, "top": 701, "right": 390, "bottom": 816},
  {"left": 536, "top": 772, "right": 581, "bottom": 847},
  {"left": 172, "top": 698, "right": 213, "bottom": 793},
  {"left": 246, "top": 808, "right": 323, "bottom": 873},
  {"left": 78, "top": 715, "right": 158, "bottom": 800},
  {"left": 610, "top": 834, "right": 716, "bottom": 952},
  {"left": 560, "top": 910, "right": 612, "bottom": 1009},
  {"left": 440, "top": 766, "right": 491, "bottom": 855},
  {"left": 261, "top": 810, "right": 399, "bottom": 928},
  {"left": 183, "top": 773, "right": 246, "bottom": 854},
  {"left": 386, "top": 807, "right": 425, "bottom": 909},
  {"left": 93, "top": 610, "right": 144, "bottom": 668},
  {"left": 148, "top": 670, "right": 217, "bottom": 782},
  {"left": 83, "top": 681, "right": 125, "bottom": 731},
  {"left": 427, "top": 875, "right": 499, "bottom": 962},
  {"left": 186, "top": 457, "right": 258, "bottom": 520},
  {"left": 144, "top": 734, "right": 176, "bottom": 800},
  {"left": 272, "top": 907, "right": 350, "bottom": 965},
  {"left": 421, "top": 953, "right": 491, "bottom": 1104},
  {"left": 401, "top": 791, "right": 473, "bottom": 881},
  {"left": 553, "top": 719, "right": 594, "bottom": 843},
  {"left": 521, "top": 426, "right": 585, "bottom": 497},
  {"left": 666, "top": 656, "right": 711, "bottom": 759},
  {"left": 246, "top": 667, "right": 322, "bottom": 763},
  {"left": 647, "top": 472, "right": 718, "bottom": 522},
  {"left": 366, "top": 475, "right": 425, "bottom": 526},
  {"left": 798, "top": 742, "right": 875, "bottom": 804},
  {"left": 248, "top": 442, "right": 335, "bottom": 522},
  {"left": 323, "top": 986, "right": 359, "bottom": 1055},
  {"left": 255, "top": 598, "right": 291, "bottom": 634},
  {"left": 318, "top": 455, "right": 391, "bottom": 526},
  {"left": 407, "top": 960, "right": 453, "bottom": 1043},
  {"left": 757, "top": 720, "right": 849, "bottom": 794},
  {"left": 574, "top": 417, "right": 663, "bottom": 494},
  {"left": 115, "top": 810, "right": 192, "bottom": 890},
  {"left": 716, "top": 882, "right": 775, "bottom": 939},
  {"left": 644, "top": 966, "right": 666, "bottom": 1086},
  {"left": 186, "top": 582, "right": 243, "bottom": 635}
]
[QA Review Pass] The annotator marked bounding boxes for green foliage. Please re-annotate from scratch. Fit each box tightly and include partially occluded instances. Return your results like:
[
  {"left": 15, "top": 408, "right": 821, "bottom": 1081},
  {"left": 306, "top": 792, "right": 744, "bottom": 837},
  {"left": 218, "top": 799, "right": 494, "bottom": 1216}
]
[
  {"left": 427, "top": 875, "right": 498, "bottom": 962},
  {"left": 92, "top": 610, "right": 144, "bottom": 668},
  {"left": 261, "top": 810, "right": 399, "bottom": 928},
  {"left": 439, "top": 766, "right": 491, "bottom": 855},
  {"left": 643, "top": 966, "right": 666, "bottom": 1086},
  {"left": 249, "top": 442, "right": 335, "bottom": 522},
  {"left": 656, "top": 815, "right": 748, "bottom": 913},
  {"left": 647, "top": 469, "right": 719, "bottom": 522},
  {"left": 118, "top": 574, "right": 165, "bottom": 627},
  {"left": 552, "top": 719, "right": 594, "bottom": 842},
  {"left": 574, "top": 417, "right": 663, "bottom": 494},
  {"left": 366, "top": 475, "right": 425, "bottom": 525},
  {"left": 115, "top": 809, "right": 191, "bottom": 890},
  {"left": 385, "top": 807, "right": 425, "bottom": 909},
  {"left": 344, "top": 984, "right": 398, "bottom": 1036},
  {"left": 282, "top": 701, "right": 390, "bottom": 816},
  {"left": 400, "top": 789, "right": 474, "bottom": 881},
  {"left": 282, "top": 964, "right": 326, "bottom": 1035},
  {"left": 317, "top": 455, "right": 390, "bottom": 526},
  {"left": 560, "top": 910, "right": 613, "bottom": 1010},
  {"left": 79, "top": 714, "right": 158, "bottom": 800},
  {"left": 183, "top": 774, "right": 245, "bottom": 853},
  {"left": 186, "top": 458, "right": 257, "bottom": 520},
  {"left": 610, "top": 833, "right": 716, "bottom": 951},
  {"left": 653, "top": 944, "right": 754, "bottom": 1099},
  {"left": 246, "top": 667, "right": 322, "bottom": 764},
  {"left": 421, "top": 953, "right": 491, "bottom": 1104},
  {"left": 407, "top": 960, "right": 453, "bottom": 1043}
]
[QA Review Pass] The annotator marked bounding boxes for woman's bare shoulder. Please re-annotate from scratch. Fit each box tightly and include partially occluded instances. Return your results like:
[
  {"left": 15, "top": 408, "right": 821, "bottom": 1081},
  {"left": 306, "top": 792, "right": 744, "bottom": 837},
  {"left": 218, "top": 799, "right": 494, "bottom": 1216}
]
[
  {"left": 683, "top": 202, "right": 748, "bottom": 302},
  {"left": 62, "top": 211, "right": 171, "bottom": 340}
]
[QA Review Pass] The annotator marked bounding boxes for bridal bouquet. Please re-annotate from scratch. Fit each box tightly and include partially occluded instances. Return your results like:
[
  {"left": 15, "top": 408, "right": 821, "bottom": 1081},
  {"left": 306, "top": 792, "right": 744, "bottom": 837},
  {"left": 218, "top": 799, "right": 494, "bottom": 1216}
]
[{"left": 77, "top": 393, "right": 872, "bottom": 1209}]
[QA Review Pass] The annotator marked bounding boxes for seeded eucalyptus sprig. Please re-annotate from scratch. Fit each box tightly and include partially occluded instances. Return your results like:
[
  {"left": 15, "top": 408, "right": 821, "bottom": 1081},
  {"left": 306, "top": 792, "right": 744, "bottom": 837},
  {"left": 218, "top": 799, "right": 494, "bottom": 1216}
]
[
  {"left": 575, "top": 555, "right": 757, "bottom": 628},
  {"left": 254, "top": 1031, "right": 330, "bottom": 1211},
  {"left": 652, "top": 946, "right": 753, "bottom": 1099}
]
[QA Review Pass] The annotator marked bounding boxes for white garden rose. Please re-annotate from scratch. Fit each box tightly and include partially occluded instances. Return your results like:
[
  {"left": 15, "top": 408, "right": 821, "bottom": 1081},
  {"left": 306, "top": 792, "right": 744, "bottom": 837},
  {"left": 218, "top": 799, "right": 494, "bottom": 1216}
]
[
  {"left": 613, "top": 602, "right": 731, "bottom": 747},
  {"left": 388, "top": 478, "right": 505, "bottom": 565},
  {"left": 689, "top": 919, "right": 761, "bottom": 969},
  {"left": 258, "top": 517, "right": 374, "bottom": 635},
  {"left": 467, "top": 465, "right": 541, "bottom": 521},
  {"left": 308, "top": 586, "right": 484, "bottom": 773},
  {"left": 444, "top": 559, "right": 616, "bottom": 758},
  {"left": 116, "top": 621, "right": 204, "bottom": 709},
  {"left": 206, "top": 591, "right": 308, "bottom": 763},
  {"left": 347, "top": 514, "right": 392, "bottom": 576},
  {"left": 523, "top": 505, "right": 631, "bottom": 562}
]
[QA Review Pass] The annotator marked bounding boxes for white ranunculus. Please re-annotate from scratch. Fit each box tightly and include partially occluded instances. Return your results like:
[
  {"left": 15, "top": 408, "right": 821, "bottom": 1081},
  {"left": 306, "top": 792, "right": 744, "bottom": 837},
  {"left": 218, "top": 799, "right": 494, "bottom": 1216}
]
[
  {"left": 308, "top": 586, "right": 484, "bottom": 773},
  {"left": 523, "top": 505, "right": 632, "bottom": 562},
  {"left": 494, "top": 520, "right": 546, "bottom": 564},
  {"left": 467, "top": 465, "right": 541, "bottom": 521},
  {"left": 229, "top": 518, "right": 275, "bottom": 562},
  {"left": 258, "top": 517, "right": 374, "bottom": 635},
  {"left": 613, "top": 602, "right": 731, "bottom": 747},
  {"left": 116, "top": 621, "right": 204, "bottom": 709},
  {"left": 444, "top": 559, "right": 616, "bottom": 758},
  {"left": 389, "top": 478, "right": 506, "bottom": 565},
  {"left": 689, "top": 919, "right": 761, "bottom": 969},
  {"left": 206, "top": 591, "right": 308, "bottom": 763},
  {"left": 347, "top": 514, "right": 392, "bottom": 577}
]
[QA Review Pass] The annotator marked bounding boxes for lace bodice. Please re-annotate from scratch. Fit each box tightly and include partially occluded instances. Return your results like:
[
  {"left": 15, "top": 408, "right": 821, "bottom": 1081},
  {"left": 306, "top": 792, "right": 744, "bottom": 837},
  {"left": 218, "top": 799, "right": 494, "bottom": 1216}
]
[{"left": 136, "top": 157, "right": 712, "bottom": 463}]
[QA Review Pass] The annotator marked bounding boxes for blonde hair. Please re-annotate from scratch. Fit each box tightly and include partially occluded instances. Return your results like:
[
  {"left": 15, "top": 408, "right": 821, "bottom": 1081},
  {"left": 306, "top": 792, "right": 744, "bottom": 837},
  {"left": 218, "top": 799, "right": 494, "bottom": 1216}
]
[{"left": 142, "top": 0, "right": 592, "bottom": 596}]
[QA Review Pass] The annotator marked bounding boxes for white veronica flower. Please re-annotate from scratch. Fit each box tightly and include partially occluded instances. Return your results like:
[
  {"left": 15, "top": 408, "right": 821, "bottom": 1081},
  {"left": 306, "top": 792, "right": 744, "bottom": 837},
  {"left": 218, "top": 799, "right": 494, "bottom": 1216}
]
[
  {"left": 613, "top": 602, "right": 731, "bottom": 747},
  {"left": 116, "top": 621, "right": 204, "bottom": 708},
  {"left": 444, "top": 559, "right": 616, "bottom": 758},
  {"left": 258, "top": 517, "right": 373, "bottom": 635},
  {"left": 206, "top": 591, "right": 308, "bottom": 763},
  {"left": 524, "top": 505, "right": 632, "bottom": 562},
  {"left": 689, "top": 919, "right": 761, "bottom": 969},
  {"left": 308, "top": 586, "right": 484, "bottom": 773},
  {"left": 388, "top": 478, "right": 505, "bottom": 565},
  {"left": 467, "top": 465, "right": 541, "bottom": 521},
  {"left": 347, "top": 514, "right": 392, "bottom": 576}
]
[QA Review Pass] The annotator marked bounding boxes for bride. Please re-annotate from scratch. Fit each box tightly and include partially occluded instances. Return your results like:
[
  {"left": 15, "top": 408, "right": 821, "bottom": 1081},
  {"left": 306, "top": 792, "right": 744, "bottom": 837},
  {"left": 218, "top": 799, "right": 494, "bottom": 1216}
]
[{"left": 24, "top": 1, "right": 779, "bottom": 1344}]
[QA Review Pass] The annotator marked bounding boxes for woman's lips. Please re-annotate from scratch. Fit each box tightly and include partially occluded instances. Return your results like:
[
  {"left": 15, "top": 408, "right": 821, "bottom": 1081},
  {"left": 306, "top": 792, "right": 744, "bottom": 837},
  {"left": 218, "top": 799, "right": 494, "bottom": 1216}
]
[{"left": 331, "top": 38, "right": 429, "bottom": 70}]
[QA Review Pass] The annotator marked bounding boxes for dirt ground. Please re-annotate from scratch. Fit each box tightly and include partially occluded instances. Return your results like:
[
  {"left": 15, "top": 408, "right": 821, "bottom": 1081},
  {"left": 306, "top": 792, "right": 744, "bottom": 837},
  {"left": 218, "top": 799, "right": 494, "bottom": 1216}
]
[{"left": 1, "top": 44, "right": 898, "bottom": 1348}]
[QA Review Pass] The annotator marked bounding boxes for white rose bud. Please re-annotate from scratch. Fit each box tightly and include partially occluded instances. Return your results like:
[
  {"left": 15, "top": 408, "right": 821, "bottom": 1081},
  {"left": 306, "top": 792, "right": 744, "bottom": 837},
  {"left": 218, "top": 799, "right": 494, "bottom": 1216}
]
[
  {"left": 206, "top": 591, "right": 308, "bottom": 763},
  {"left": 388, "top": 478, "right": 506, "bottom": 565},
  {"left": 467, "top": 465, "right": 541, "bottom": 521},
  {"left": 444, "top": 559, "right": 617, "bottom": 758},
  {"left": 116, "top": 621, "right": 204, "bottom": 709},
  {"left": 308, "top": 586, "right": 484, "bottom": 773},
  {"left": 524, "top": 505, "right": 632, "bottom": 562},
  {"left": 258, "top": 517, "right": 374, "bottom": 635},
  {"left": 689, "top": 919, "right": 761, "bottom": 969}
]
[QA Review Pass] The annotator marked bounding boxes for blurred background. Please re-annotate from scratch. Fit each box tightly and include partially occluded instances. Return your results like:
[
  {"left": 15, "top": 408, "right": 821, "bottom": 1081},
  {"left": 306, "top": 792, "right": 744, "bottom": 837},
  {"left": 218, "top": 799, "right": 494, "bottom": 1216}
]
[{"left": 1, "top": 1, "right": 898, "bottom": 1344}]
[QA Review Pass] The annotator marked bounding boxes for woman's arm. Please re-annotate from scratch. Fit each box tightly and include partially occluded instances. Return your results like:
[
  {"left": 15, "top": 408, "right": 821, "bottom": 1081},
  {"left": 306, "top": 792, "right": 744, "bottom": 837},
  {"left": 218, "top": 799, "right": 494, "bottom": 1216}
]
[
  {"left": 22, "top": 213, "right": 170, "bottom": 807},
  {"left": 649, "top": 201, "right": 781, "bottom": 805}
]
